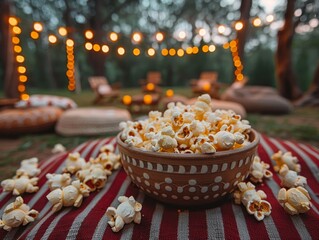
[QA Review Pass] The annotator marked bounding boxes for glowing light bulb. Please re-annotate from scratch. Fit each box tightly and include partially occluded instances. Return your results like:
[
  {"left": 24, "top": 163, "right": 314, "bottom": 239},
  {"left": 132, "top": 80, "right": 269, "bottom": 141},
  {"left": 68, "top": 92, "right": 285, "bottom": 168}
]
[
  {"left": 155, "top": 32, "right": 164, "bottom": 42},
  {"left": 161, "top": 48, "right": 168, "bottom": 56},
  {"left": 235, "top": 21, "right": 243, "bottom": 31},
  {"left": 101, "top": 45, "right": 109, "bottom": 53},
  {"left": 110, "top": 32, "right": 118, "bottom": 41},
  {"left": 58, "top": 27, "right": 67, "bottom": 36},
  {"left": 33, "top": 22, "right": 43, "bottom": 32},
  {"left": 253, "top": 18, "right": 262, "bottom": 27},
  {"left": 218, "top": 25, "right": 226, "bottom": 34},
  {"left": 8, "top": 17, "right": 18, "bottom": 26},
  {"left": 198, "top": 28, "right": 206, "bottom": 36},
  {"left": 132, "top": 32, "right": 142, "bottom": 43},
  {"left": 85, "top": 30, "right": 94, "bottom": 39},
  {"left": 30, "top": 31, "right": 39, "bottom": 39},
  {"left": 147, "top": 48, "right": 155, "bottom": 56},
  {"left": 133, "top": 48, "right": 141, "bottom": 56},
  {"left": 85, "top": 42, "right": 93, "bottom": 50},
  {"left": 122, "top": 95, "right": 132, "bottom": 105},
  {"left": 66, "top": 39, "right": 74, "bottom": 47},
  {"left": 118, "top": 47, "right": 125, "bottom": 55},
  {"left": 48, "top": 34, "right": 57, "bottom": 44}
]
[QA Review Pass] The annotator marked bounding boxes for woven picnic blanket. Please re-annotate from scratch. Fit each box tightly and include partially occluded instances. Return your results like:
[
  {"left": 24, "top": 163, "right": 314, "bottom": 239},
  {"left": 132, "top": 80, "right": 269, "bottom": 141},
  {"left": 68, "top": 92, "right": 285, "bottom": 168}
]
[{"left": 0, "top": 134, "right": 318, "bottom": 240}]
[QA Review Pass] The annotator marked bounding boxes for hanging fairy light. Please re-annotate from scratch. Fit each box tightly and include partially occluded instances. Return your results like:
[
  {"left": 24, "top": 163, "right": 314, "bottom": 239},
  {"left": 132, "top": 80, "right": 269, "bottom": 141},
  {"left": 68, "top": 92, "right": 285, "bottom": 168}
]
[
  {"left": 58, "top": 27, "right": 67, "bottom": 36},
  {"left": 117, "top": 47, "right": 125, "bottom": 55},
  {"left": 109, "top": 32, "right": 118, "bottom": 42},
  {"left": 229, "top": 39, "right": 244, "bottom": 82},
  {"left": 252, "top": 17, "right": 262, "bottom": 27},
  {"left": 147, "top": 48, "right": 155, "bottom": 56},
  {"left": 9, "top": 16, "right": 29, "bottom": 100},
  {"left": 33, "top": 22, "right": 43, "bottom": 32},
  {"left": 85, "top": 30, "right": 94, "bottom": 40},
  {"left": 132, "top": 32, "right": 142, "bottom": 43},
  {"left": 133, "top": 48, "right": 141, "bottom": 56},
  {"left": 234, "top": 21, "right": 244, "bottom": 31},
  {"left": 48, "top": 34, "right": 57, "bottom": 44},
  {"left": 155, "top": 32, "right": 164, "bottom": 42},
  {"left": 65, "top": 39, "right": 75, "bottom": 91}
]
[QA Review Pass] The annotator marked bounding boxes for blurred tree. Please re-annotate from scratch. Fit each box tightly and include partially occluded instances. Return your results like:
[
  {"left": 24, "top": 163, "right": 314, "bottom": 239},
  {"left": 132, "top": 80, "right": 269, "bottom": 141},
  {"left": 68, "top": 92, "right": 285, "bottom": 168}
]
[
  {"left": 0, "top": 0, "right": 19, "bottom": 98},
  {"left": 276, "top": 0, "right": 319, "bottom": 104}
]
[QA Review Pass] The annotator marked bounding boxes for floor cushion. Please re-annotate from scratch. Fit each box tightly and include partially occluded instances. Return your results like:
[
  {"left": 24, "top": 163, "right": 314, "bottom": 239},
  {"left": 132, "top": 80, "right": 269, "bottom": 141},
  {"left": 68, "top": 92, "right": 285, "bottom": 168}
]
[
  {"left": 55, "top": 107, "right": 132, "bottom": 136},
  {"left": 15, "top": 94, "right": 77, "bottom": 110},
  {"left": 0, "top": 106, "right": 63, "bottom": 135},
  {"left": 221, "top": 86, "right": 293, "bottom": 114},
  {"left": 187, "top": 98, "right": 247, "bottom": 118}
]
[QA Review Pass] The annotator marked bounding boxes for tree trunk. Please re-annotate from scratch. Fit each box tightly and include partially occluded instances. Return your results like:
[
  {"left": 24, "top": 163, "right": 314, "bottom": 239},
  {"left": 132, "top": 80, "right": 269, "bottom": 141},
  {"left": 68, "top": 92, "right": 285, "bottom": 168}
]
[
  {"left": 294, "top": 62, "right": 319, "bottom": 106},
  {"left": 237, "top": 0, "right": 252, "bottom": 65},
  {"left": 0, "top": 0, "right": 19, "bottom": 99},
  {"left": 275, "top": 0, "right": 302, "bottom": 100}
]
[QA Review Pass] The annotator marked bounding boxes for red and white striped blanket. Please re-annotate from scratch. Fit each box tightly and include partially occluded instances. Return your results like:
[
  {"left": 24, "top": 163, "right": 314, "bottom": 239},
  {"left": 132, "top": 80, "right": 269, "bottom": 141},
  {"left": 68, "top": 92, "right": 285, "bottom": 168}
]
[{"left": 0, "top": 134, "right": 318, "bottom": 240}]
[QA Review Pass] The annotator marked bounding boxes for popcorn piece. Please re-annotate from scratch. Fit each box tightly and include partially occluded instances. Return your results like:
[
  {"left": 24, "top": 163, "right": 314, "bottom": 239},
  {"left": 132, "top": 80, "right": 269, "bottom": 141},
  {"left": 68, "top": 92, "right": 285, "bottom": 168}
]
[
  {"left": 63, "top": 152, "right": 86, "bottom": 174},
  {"left": 1, "top": 175, "right": 39, "bottom": 195},
  {"left": 233, "top": 182, "right": 271, "bottom": 221},
  {"left": 16, "top": 157, "right": 41, "bottom": 178},
  {"left": 76, "top": 163, "right": 108, "bottom": 191},
  {"left": 46, "top": 173, "right": 72, "bottom": 191},
  {"left": 46, "top": 180, "right": 90, "bottom": 212},
  {"left": 106, "top": 196, "right": 142, "bottom": 232},
  {"left": 213, "top": 131, "right": 235, "bottom": 150},
  {"left": 249, "top": 156, "right": 273, "bottom": 183},
  {"left": 119, "top": 94, "right": 252, "bottom": 153},
  {"left": 272, "top": 151, "right": 301, "bottom": 173},
  {"left": 278, "top": 164, "right": 307, "bottom": 188},
  {"left": 0, "top": 196, "right": 38, "bottom": 231},
  {"left": 278, "top": 187, "right": 311, "bottom": 215},
  {"left": 52, "top": 143, "right": 66, "bottom": 154}
]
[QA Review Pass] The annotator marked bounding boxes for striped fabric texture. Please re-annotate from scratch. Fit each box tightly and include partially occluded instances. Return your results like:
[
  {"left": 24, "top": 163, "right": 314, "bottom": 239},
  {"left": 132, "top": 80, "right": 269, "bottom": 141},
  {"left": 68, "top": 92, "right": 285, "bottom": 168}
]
[{"left": 0, "top": 134, "right": 318, "bottom": 240}]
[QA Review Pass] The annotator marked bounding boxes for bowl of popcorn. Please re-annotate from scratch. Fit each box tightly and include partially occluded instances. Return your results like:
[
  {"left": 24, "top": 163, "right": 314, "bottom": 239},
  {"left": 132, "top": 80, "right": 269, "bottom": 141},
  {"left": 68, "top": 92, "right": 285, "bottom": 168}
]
[{"left": 117, "top": 94, "right": 259, "bottom": 207}]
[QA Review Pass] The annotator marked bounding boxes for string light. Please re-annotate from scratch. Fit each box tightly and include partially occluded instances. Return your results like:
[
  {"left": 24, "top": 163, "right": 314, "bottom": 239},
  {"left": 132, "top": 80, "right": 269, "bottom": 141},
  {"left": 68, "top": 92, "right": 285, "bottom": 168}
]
[
  {"left": 48, "top": 34, "right": 57, "bottom": 44},
  {"left": 133, "top": 48, "right": 141, "bottom": 56},
  {"left": 252, "top": 18, "right": 262, "bottom": 27},
  {"left": 229, "top": 39, "right": 245, "bottom": 82},
  {"left": 101, "top": 45, "right": 109, "bottom": 53},
  {"left": 208, "top": 44, "right": 216, "bottom": 52},
  {"left": 177, "top": 48, "right": 184, "bottom": 57},
  {"left": 93, "top": 44, "right": 100, "bottom": 52},
  {"left": 30, "top": 31, "right": 39, "bottom": 39},
  {"left": 118, "top": 47, "right": 125, "bottom": 55},
  {"left": 155, "top": 32, "right": 164, "bottom": 42},
  {"left": 58, "top": 27, "right": 67, "bottom": 36},
  {"left": 217, "top": 25, "right": 226, "bottom": 34},
  {"left": 109, "top": 32, "right": 118, "bottom": 42},
  {"left": 161, "top": 48, "right": 168, "bottom": 56},
  {"left": 147, "top": 48, "right": 155, "bottom": 56},
  {"left": 85, "top": 42, "right": 93, "bottom": 50},
  {"left": 198, "top": 28, "right": 206, "bottom": 37},
  {"left": 33, "top": 22, "right": 43, "bottom": 32},
  {"left": 132, "top": 32, "right": 142, "bottom": 43},
  {"left": 85, "top": 30, "right": 94, "bottom": 39},
  {"left": 202, "top": 45, "right": 209, "bottom": 53},
  {"left": 65, "top": 39, "right": 76, "bottom": 91},
  {"left": 234, "top": 21, "right": 244, "bottom": 31},
  {"left": 266, "top": 15, "right": 274, "bottom": 23},
  {"left": 8, "top": 17, "right": 18, "bottom": 26},
  {"left": 10, "top": 17, "right": 29, "bottom": 100}
]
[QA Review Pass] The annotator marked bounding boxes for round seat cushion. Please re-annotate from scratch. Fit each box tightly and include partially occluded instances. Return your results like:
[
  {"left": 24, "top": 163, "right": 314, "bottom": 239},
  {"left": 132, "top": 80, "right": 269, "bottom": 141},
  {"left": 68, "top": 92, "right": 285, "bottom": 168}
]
[
  {"left": 187, "top": 98, "right": 247, "bottom": 118},
  {"left": 221, "top": 86, "right": 293, "bottom": 114},
  {"left": 15, "top": 94, "right": 77, "bottom": 110},
  {"left": 0, "top": 106, "right": 63, "bottom": 135},
  {"left": 55, "top": 107, "right": 132, "bottom": 136}
]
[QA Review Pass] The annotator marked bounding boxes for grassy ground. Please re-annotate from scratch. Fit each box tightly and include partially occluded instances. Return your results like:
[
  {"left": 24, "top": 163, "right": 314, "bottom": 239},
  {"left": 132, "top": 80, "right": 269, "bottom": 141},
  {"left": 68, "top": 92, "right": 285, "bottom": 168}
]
[{"left": 0, "top": 88, "right": 318, "bottom": 181}]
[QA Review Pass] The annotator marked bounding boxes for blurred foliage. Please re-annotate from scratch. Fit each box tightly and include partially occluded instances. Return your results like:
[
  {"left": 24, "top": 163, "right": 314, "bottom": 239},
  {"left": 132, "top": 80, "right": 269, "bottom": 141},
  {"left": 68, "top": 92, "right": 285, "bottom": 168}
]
[{"left": 0, "top": 0, "right": 318, "bottom": 93}]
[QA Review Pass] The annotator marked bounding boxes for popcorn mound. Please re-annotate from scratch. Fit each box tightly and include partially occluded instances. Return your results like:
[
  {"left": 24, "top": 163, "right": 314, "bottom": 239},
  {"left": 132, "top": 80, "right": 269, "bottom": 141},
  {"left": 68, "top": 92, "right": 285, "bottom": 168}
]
[{"left": 120, "top": 94, "right": 252, "bottom": 153}]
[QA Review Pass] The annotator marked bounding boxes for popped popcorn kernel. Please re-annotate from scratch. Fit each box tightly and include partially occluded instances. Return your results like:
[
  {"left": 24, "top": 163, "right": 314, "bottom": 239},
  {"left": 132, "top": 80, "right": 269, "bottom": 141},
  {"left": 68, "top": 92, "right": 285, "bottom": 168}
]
[{"left": 120, "top": 94, "right": 252, "bottom": 153}]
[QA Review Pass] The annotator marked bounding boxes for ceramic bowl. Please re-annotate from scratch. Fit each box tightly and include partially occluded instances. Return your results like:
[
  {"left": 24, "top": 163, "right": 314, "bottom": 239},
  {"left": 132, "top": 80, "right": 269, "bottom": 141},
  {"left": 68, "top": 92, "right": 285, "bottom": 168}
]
[{"left": 117, "top": 129, "right": 259, "bottom": 207}]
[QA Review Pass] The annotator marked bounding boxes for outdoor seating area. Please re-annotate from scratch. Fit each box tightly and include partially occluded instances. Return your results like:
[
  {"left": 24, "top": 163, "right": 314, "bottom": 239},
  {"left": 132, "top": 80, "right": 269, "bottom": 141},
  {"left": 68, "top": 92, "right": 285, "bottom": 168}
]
[{"left": 1, "top": 1, "right": 319, "bottom": 239}]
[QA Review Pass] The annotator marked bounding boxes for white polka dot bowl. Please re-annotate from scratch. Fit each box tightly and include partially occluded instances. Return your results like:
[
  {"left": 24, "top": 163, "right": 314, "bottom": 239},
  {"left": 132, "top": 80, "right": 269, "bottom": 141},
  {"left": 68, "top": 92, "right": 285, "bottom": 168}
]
[{"left": 117, "top": 129, "right": 259, "bottom": 207}]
